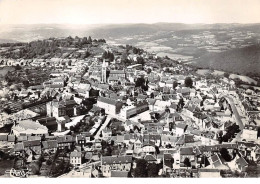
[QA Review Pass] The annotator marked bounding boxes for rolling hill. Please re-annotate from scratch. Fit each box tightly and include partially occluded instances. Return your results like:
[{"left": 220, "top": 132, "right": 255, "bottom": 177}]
[{"left": 192, "top": 44, "right": 260, "bottom": 75}]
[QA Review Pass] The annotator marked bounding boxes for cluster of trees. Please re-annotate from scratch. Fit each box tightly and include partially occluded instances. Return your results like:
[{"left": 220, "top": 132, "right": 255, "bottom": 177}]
[
  {"left": 222, "top": 123, "right": 240, "bottom": 142},
  {"left": 1, "top": 36, "right": 105, "bottom": 59},
  {"left": 70, "top": 118, "right": 95, "bottom": 133},
  {"left": 134, "top": 159, "right": 162, "bottom": 177},
  {"left": 136, "top": 57, "right": 145, "bottom": 66},
  {"left": 135, "top": 77, "right": 148, "bottom": 91},
  {"left": 184, "top": 77, "right": 193, "bottom": 88},
  {"left": 220, "top": 148, "right": 232, "bottom": 162},
  {"left": 125, "top": 45, "right": 143, "bottom": 55},
  {"left": 102, "top": 51, "right": 114, "bottom": 62},
  {"left": 100, "top": 140, "right": 115, "bottom": 156}
]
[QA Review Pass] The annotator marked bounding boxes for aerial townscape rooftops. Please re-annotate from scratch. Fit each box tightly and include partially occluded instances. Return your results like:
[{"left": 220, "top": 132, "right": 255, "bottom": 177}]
[{"left": 0, "top": 23, "right": 260, "bottom": 179}]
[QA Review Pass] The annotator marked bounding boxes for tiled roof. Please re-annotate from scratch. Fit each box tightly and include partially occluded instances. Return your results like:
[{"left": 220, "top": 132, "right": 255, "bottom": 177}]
[
  {"left": 70, "top": 151, "right": 82, "bottom": 157},
  {"left": 23, "top": 140, "right": 41, "bottom": 147},
  {"left": 14, "top": 143, "right": 24, "bottom": 152},
  {"left": 111, "top": 171, "right": 129, "bottom": 177},
  {"left": 0, "top": 135, "right": 8, "bottom": 141},
  {"left": 42, "top": 140, "right": 58, "bottom": 149},
  {"left": 180, "top": 147, "right": 195, "bottom": 155},
  {"left": 110, "top": 70, "right": 125, "bottom": 74},
  {"left": 98, "top": 96, "right": 122, "bottom": 106},
  {"left": 176, "top": 123, "right": 187, "bottom": 129},
  {"left": 236, "top": 157, "right": 248, "bottom": 167},
  {"left": 102, "top": 155, "right": 132, "bottom": 165}
]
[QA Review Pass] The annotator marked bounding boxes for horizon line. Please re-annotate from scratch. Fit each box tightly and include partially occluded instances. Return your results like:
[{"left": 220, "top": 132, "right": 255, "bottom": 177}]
[{"left": 1, "top": 22, "right": 260, "bottom": 26}]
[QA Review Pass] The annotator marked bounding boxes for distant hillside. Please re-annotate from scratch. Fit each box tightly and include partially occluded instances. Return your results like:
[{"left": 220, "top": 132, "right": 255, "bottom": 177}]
[
  {"left": 1, "top": 23, "right": 260, "bottom": 43},
  {"left": 192, "top": 44, "right": 260, "bottom": 75}
]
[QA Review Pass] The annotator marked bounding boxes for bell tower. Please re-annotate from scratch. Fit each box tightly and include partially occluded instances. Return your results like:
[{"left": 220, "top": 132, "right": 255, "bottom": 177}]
[{"left": 101, "top": 59, "right": 107, "bottom": 83}]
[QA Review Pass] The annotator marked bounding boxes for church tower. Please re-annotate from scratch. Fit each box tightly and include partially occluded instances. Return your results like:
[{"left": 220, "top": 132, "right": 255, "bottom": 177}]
[{"left": 101, "top": 59, "right": 107, "bottom": 83}]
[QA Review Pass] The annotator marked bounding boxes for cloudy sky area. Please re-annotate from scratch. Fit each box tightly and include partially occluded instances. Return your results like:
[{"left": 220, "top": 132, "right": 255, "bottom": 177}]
[{"left": 0, "top": 0, "right": 259, "bottom": 25}]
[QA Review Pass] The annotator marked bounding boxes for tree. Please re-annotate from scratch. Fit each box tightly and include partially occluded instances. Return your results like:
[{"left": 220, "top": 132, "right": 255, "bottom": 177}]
[
  {"left": 147, "top": 68, "right": 152, "bottom": 74},
  {"left": 173, "top": 81, "right": 178, "bottom": 89},
  {"left": 155, "top": 146, "right": 160, "bottom": 155},
  {"left": 184, "top": 77, "right": 193, "bottom": 88},
  {"left": 88, "top": 36, "right": 92, "bottom": 43},
  {"left": 177, "top": 98, "right": 185, "bottom": 111},
  {"left": 100, "top": 108, "right": 105, "bottom": 116},
  {"left": 135, "top": 77, "right": 145, "bottom": 88},
  {"left": 15, "top": 64, "right": 22, "bottom": 70},
  {"left": 134, "top": 159, "right": 148, "bottom": 177},
  {"left": 220, "top": 148, "right": 232, "bottom": 162},
  {"left": 136, "top": 57, "right": 145, "bottom": 66},
  {"left": 184, "top": 157, "right": 191, "bottom": 168},
  {"left": 224, "top": 73, "right": 230, "bottom": 78},
  {"left": 147, "top": 163, "right": 159, "bottom": 177},
  {"left": 68, "top": 60, "right": 72, "bottom": 66}
]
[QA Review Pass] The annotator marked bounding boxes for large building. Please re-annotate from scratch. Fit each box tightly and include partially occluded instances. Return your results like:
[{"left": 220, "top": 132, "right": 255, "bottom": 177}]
[
  {"left": 97, "top": 97, "right": 124, "bottom": 116},
  {"left": 120, "top": 100, "right": 149, "bottom": 120},
  {"left": 11, "top": 119, "right": 48, "bottom": 136},
  {"left": 47, "top": 99, "right": 77, "bottom": 119}
]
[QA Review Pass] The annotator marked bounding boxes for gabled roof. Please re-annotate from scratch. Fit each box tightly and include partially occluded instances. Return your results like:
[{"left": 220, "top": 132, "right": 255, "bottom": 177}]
[
  {"left": 236, "top": 157, "right": 248, "bottom": 167},
  {"left": 180, "top": 147, "right": 195, "bottom": 155},
  {"left": 176, "top": 134, "right": 194, "bottom": 145}
]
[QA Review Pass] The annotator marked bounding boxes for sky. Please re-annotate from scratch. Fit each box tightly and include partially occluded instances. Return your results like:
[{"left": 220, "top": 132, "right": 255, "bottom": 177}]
[{"left": 0, "top": 0, "right": 259, "bottom": 25}]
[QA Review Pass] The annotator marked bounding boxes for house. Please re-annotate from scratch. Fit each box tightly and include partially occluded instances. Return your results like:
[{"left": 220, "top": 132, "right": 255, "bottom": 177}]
[
  {"left": 153, "top": 100, "right": 171, "bottom": 111},
  {"left": 163, "top": 153, "right": 174, "bottom": 174},
  {"left": 42, "top": 140, "right": 58, "bottom": 154},
  {"left": 176, "top": 123, "right": 188, "bottom": 137},
  {"left": 101, "top": 155, "right": 132, "bottom": 177},
  {"left": 133, "top": 139, "right": 142, "bottom": 152},
  {"left": 7, "top": 135, "right": 15, "bottom": 145},
  {"left": 14, "top": 142, "right": 25, "bottom": 156},
  {"left": 176, "top": 134, "right": 195, "bottom": 146},
  {"left": 46, "top": 99, "right": 77, "bottom": 118},
  {"left": 102, "top": 128, "right": 112, "bottom": 140},
  {"left": 23, "top": 140, "right": 42, "bottom": 155},
  {"left": 76, "top": 135, "right": 86, "bottom": 147},
  {"left": 161, "top": 135, "right": 177, "bottom": 147},
  {"left": 70, "top": 150, "right": 82, "bottom": 167},
  {"left": 141, "top": 145, "right": 156, "bottom": 155},
  {"left": 143, "top": 134, "right": 161, "bottom": 147},
  {"left": 241, "top": 124, "right": 258, "bottom": 142},
  {"left": 180, "top": 147, "right": 196, "bottom": 168},
  {"left": 57, "top": 135, "right": 75, "bottom": 150},
  {"left": 120, "top": 101, "right": 149, "bottom": 120}
]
